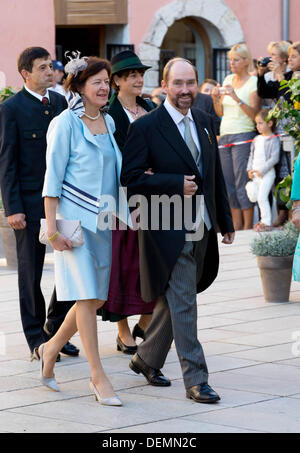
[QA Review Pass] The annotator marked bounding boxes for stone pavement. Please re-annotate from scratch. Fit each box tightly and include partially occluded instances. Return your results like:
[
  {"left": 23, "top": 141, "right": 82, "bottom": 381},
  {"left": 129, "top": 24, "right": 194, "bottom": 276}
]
[{"left": 1, "top": 230, "right": 300, "bottom": 434}]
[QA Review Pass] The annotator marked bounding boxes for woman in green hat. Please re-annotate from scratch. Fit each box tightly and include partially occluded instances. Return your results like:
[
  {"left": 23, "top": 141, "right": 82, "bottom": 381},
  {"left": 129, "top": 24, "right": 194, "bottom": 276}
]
[{"left": 99, "top": 51, "right": 157, "bottom": 353}]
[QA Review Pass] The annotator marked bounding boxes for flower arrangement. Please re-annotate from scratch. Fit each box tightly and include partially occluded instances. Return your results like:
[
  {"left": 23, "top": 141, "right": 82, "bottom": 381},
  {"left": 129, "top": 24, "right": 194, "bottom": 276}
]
[
  {"left": 251, "top": 221, "right": 299, "bottom": 257},
  {"left": 268, "top": 77, "right": 300, "bottom": 208}
]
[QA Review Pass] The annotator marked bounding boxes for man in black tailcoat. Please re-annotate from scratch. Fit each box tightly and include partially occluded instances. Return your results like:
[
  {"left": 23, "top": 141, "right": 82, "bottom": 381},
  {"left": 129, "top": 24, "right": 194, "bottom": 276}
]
[
  {"left": 121, "top": 58, "right": 234, "bottom": 403},
  {"left": 0, "top": 47, "right": 79, "bottom": 359}
]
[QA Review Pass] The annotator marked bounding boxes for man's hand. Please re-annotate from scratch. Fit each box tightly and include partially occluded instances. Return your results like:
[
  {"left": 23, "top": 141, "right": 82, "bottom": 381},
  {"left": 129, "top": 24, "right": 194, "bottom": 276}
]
[
  {"left": 7, "top": 213, "right": 26, "bottom": 230},
  {"left": 144, "top": 168, "right": 154, "bottom": 175},
  {"left": 222, "top": 232, "right": 235, "bottom": 244},
  {"left": 184, "top": 175, "right": 198, "bottom": 196}
]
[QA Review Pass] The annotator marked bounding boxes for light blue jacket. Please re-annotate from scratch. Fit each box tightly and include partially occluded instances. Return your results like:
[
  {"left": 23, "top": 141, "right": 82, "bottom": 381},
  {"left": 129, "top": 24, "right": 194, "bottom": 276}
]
[{"left": 42, "top": 108, "right": 130, "bottom": 232}]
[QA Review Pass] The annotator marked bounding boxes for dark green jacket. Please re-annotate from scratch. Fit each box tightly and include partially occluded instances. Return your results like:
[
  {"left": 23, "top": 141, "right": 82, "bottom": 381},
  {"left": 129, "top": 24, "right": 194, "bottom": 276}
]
[{"left": 108, "top": 93, "right": 155, "bottom": 151}]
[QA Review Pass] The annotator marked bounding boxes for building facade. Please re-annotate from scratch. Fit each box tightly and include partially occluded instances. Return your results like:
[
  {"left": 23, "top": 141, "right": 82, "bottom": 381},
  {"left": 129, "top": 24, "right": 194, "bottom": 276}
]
[{"left": 1, "top": 0, "right": 299, "bottom": 92}]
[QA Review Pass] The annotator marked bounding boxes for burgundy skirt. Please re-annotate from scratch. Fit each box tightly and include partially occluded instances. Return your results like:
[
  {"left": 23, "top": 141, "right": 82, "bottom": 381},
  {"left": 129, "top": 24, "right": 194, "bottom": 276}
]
[{"left": 101, "top": 226, "right": 156, "bottom": 319}]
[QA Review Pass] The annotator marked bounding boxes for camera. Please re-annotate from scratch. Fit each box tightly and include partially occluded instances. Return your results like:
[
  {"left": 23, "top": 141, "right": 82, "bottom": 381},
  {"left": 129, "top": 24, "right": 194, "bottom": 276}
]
[
  {"left": 219, "top": 87, "right": 227, "bottom": 95},
  {"left": 258, "top": 57, "right": 271, "bottom": 67}
]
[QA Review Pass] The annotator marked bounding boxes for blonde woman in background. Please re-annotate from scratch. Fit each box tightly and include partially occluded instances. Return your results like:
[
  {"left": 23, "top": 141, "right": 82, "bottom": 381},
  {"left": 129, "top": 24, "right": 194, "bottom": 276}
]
[
  {"left": 212, "top": 43, "right": 261, "bottom": 231},
  {"left": 263, "top": 41, "right": 290, "bottom": 85}
]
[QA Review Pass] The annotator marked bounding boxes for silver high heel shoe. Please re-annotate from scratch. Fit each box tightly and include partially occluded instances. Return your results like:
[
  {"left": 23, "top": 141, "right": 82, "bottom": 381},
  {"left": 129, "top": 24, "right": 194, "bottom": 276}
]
[
  {"left": 39, "top": 344, "right": 60, "bottom": 392},
  {"left": 89, "top": 381, "right": 122, "bottom": 406}
]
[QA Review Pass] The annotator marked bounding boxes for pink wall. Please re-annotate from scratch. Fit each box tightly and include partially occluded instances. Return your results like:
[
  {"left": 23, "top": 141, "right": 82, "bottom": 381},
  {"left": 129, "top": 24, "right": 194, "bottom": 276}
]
[
  {"left": 0, "top": 0, "right": 55, "bottom": 89},
  {"left": 129, "top": 0, "right": 299, "bottom": 59},
  {"left": 225, "top": 0, "right": 282, "bottom": 58},
  {"left": 290, "top": 0, "right": 299, "bottom": 43},
  {"left": 129, "top": 0, "right": 171, "bottom": 50}
]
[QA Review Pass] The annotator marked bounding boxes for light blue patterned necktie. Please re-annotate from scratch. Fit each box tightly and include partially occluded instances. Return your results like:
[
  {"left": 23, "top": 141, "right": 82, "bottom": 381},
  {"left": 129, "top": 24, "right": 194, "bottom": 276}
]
[{"left": 183, "top": 116, "right": 199, "bottom": 163}]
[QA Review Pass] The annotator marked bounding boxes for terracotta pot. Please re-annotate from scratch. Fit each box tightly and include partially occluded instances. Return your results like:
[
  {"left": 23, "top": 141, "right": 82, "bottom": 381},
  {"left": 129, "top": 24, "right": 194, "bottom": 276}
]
[
  {"left": 0, "top": 210, "right": 18, "bottom": 269},
  {"left": 257, "top": 255, "right": 293, "bottom": 302}
]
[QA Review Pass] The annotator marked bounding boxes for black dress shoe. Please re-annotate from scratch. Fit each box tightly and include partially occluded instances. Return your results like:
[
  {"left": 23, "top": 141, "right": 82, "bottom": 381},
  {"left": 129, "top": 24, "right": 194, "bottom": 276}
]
[
  {"left": 186, "top": 384, "right": 220, "bottom": 404},
  {"left": 132, "top": 323, "right": 145, "bottom": 341},
  {"left": 60, "top": 341, "right": 80, "bottom": 357},
  {"left": 116, "top": 336, "right": 137, "bottom": 355},
  {"left": 129, "top": 353, "right": 171, "bottom": 386}
]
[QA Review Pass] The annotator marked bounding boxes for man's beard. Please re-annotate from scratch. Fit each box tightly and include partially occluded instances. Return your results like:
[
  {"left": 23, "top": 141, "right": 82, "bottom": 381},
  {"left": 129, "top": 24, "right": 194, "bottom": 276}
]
[{"left": 173, "top": 93, "right": 195, "bottom": 110}]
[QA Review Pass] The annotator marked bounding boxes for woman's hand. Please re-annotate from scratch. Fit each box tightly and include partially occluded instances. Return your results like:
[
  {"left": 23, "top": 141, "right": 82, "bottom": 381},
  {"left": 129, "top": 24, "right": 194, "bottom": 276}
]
[
  {"left": 271, "top": 61, "right": 285, "bottom": 82},
  {"left": 248, "top": 170, "right": 255, "bottom": 180},
  {"left": 248, "top": 170, "right": 261, "bottom": 179},
  {"left": 211, "top": 84, "right": 222, "bottom": 99},
  {"left": 49, "top": 233, "right": 73, "bottom": 252},
  {"left": 224, "top": 84, "right": 239, "bottom": 102}
]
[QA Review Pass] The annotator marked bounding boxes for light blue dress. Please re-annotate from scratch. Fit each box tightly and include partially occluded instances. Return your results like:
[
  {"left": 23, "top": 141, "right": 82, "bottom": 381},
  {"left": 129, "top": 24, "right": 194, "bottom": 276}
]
[{"left": 54, "top": 133, "right": 118, "bottom": 301}]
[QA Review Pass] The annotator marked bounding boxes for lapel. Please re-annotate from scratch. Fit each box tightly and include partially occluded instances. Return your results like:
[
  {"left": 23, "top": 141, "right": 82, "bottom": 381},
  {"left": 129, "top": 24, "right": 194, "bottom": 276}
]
[
  {"left": 108, "top": 93, "right": 130, "bottom": 136},
  {"left": 70, "top": 110, "right": 99, "bottom": 147},
  {"left": 156, "top": 105, "right": 201, "bottom": 178},
  {"left": 191, "top": 108, "right": 211, "bottom": 180},
  {"left": 104, "top": 113, "right": 122, "bottom": 174},
  {"left": 21, "top": 87, "right": 42, "bottom": 105}
]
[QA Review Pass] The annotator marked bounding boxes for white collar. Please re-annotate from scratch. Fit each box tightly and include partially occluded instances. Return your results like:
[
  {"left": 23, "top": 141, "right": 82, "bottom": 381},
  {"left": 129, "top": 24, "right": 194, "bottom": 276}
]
[
  {"left": 164, "top": 97, "right": 194, "bottom": 126},
  {"left": 24, "top": 85, "right": 50, "bottom": 102}
]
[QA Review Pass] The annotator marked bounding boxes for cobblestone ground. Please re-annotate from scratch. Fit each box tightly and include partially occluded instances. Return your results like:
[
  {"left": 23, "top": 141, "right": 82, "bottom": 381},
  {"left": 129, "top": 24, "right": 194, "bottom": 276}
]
[{"left": 1, "top": 230, "right": 300, "bottom": 433}]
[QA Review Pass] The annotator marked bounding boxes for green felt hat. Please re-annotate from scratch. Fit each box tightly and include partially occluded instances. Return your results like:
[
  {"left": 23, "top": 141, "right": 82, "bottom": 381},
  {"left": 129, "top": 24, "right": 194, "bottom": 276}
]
[{"left": 111, "top": 50, "right": 151, "bottom": 75}]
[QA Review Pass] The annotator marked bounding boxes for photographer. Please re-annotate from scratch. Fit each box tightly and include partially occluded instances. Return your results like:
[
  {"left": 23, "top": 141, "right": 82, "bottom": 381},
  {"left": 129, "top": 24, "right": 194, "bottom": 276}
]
[
  {"left": 257, "top": 41, "right": 300, "bottom": 102},
  {"left": 212, "top": 43, "right": 261, "bottom": 231}
]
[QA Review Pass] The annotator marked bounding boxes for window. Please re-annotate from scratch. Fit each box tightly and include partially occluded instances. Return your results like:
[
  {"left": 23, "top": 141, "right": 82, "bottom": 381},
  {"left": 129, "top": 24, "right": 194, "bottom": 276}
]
[
  {"left": 106, "top": 44, "right": 134, "bottom": 61},
  {"left": 213, "top": 49, "right": 230, "bottom": 84}
]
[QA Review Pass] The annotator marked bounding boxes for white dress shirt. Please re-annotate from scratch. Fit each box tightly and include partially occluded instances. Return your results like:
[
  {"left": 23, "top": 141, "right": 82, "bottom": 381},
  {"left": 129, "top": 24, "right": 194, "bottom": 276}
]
[
  {"left": 163, "top": 97, "right": 211, "bottom": 230},
  {"left": 164, "top": 97, "right": 201, "bottom": 151},
  {"left": 24, "top": 85, "right": 50, "bottom": 103},
  {"left": 49, "top": 84, "right": 65, "bottom": 96}
]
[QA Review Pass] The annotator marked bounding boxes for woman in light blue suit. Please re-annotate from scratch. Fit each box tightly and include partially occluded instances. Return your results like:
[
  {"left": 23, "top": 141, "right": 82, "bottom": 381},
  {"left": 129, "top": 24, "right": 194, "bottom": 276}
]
[{"left": 35, "top": 56, "right": 129, "bottom": 406}]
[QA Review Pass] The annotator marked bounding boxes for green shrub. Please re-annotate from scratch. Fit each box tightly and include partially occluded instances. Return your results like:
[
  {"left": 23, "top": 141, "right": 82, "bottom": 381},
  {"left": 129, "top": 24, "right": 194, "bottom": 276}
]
[
  {"left": 0, "top": 87, "right": 16, "bottom": 103},
  {"left": 251, "top": 222, "right": 299, "bottom": 257}
]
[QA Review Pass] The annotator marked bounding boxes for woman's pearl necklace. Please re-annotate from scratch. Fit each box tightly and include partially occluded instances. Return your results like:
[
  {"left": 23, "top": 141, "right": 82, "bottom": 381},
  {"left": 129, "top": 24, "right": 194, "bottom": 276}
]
[{"left": 83, "top": 111, "right": 101, "bottom": 120}]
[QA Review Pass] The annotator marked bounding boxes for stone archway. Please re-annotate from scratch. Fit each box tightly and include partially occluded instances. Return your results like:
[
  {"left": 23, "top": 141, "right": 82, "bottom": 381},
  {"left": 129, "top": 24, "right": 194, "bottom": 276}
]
[{"left": 139, "top": 0, "right": 245, "bottom": 92}]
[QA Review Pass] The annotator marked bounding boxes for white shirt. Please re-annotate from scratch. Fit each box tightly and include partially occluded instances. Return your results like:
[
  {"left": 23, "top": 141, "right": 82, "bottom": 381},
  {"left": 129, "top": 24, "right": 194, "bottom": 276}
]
[
  {"left": 164, "top": 98, "right": 201, "bottom": 152},
  {"left": 122, "top": 106, "right": 134, "bottom": 124},
  {"left": 163, "top": 97, "right": 212, "bottom": 231},
  {"left": 24, "top": 85, "right": 50, "bottom": 102},
  {"left": 253, "top": 135, "right": 268, "bottom": 172},
  {"left": 49, "top": 84, "right": 65, "bottom": 96}
]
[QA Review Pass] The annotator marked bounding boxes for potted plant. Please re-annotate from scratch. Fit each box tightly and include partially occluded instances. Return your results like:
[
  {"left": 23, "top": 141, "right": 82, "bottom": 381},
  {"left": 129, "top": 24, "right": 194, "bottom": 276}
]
[{"left": 251, "top": 222, "right": 299, "bottom": 302}]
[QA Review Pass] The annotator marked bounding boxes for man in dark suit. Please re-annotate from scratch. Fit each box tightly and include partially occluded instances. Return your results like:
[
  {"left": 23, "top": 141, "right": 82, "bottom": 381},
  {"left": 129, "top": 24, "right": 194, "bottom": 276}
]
[
  {"left": 121, "top": 57, "right": 235, "bottom": 403},
  {"left": 0, "top": 47, "right": 79, "bottom": 360}
]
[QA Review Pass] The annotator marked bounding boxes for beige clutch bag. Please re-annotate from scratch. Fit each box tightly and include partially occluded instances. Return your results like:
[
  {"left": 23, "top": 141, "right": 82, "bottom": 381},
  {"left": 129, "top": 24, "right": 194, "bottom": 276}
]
[{"left": 39, "top": 219, "right": 84, "bottom": 247}]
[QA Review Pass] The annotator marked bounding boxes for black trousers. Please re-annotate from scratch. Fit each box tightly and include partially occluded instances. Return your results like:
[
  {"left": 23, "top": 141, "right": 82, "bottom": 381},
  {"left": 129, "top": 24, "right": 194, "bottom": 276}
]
[{"left": 14, "top": 221, "right": 74, "bottom": 353}]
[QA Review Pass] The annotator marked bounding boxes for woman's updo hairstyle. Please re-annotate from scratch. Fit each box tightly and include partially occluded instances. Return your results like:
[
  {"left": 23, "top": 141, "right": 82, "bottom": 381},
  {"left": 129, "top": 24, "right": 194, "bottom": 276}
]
[{"left": 64, "top": 57, "right": 111, "bottom": 94}]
